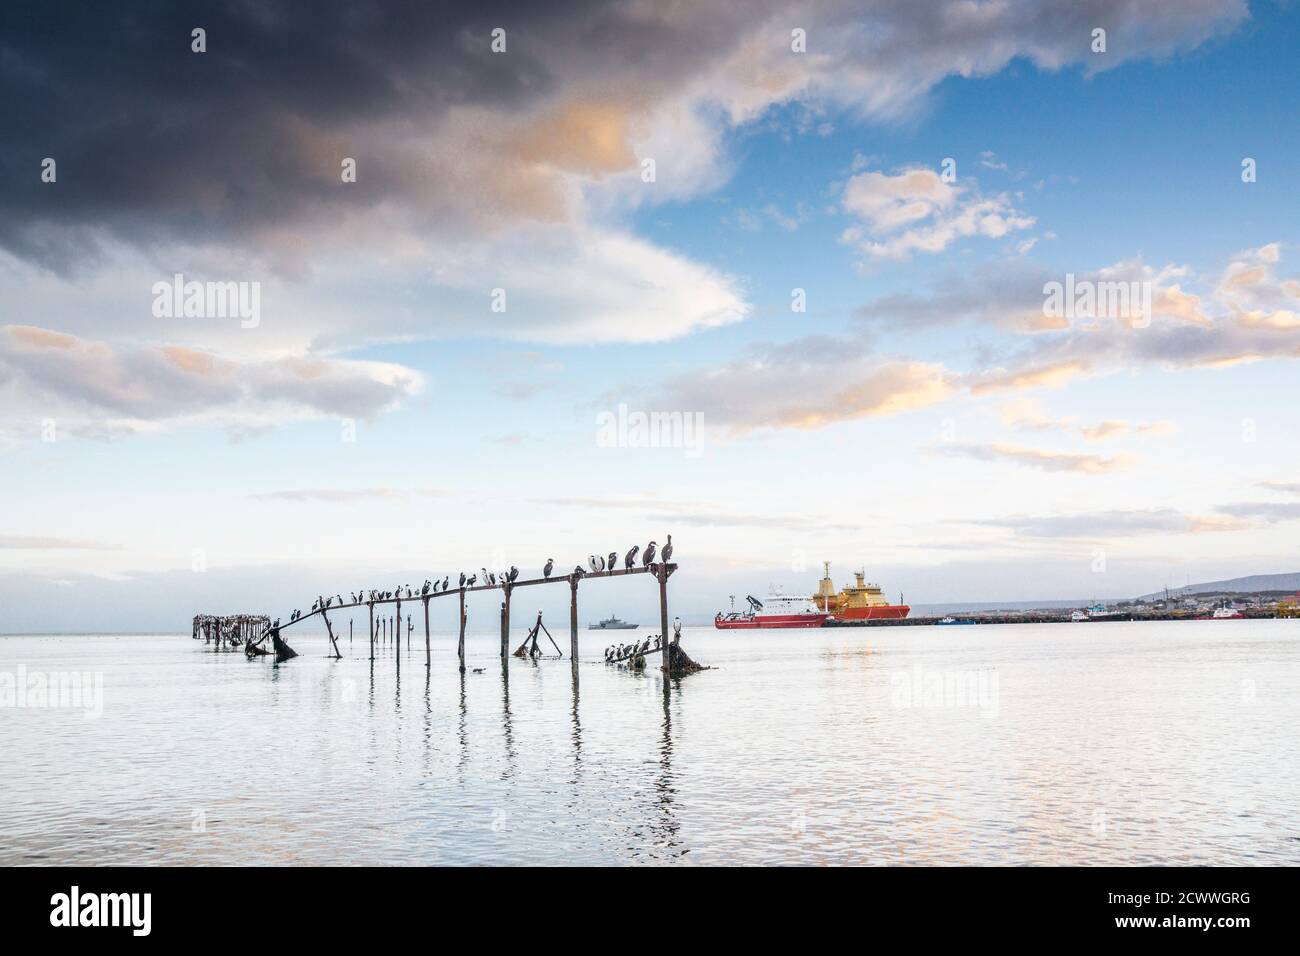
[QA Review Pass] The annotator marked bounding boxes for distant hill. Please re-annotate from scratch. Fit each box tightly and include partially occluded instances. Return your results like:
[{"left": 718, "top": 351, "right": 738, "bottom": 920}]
[{"left": 1136, "top": 571, "right": 1300, "bottom": 602}]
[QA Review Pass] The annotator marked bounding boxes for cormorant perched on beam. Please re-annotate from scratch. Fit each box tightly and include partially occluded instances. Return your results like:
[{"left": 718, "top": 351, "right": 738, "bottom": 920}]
[
  {"left": 624, "top": 545, "right": 640, "bottom": 570},
  {"left": 543, "top": 558, "right": 554, "bottom": 578},
  {"left": 661, "top": 535, "right": 673, "bottom": 562},
  {"left": 643, "top": 541, "right": 657, "bottom": 566}
]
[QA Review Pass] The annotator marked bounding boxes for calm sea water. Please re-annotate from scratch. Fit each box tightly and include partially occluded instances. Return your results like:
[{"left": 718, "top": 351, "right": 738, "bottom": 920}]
[{"left": 2, "top": 621, "right": 1299, "bottom": 865}]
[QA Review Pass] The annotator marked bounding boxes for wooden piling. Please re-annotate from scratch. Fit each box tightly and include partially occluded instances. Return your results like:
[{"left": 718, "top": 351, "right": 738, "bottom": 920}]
[
  {"left": 458, "top": 589, "right": 467, "bottom": 672},
  {"left": 569, "top": 576, "right": 579, "bottom": 662},
  {"left": 369, "top": 602, "right": 375, "bottom": 660},
  {"left": 423, "top": 597, "right": 431, "bottom": 669},
  {"left": 322, "top": 611, "right": 342, "bottom": 659},
  {"left": 500, "top": 586, "right": 512, "bottom": 659},
  {"left": 658, "top": 565, "right": 671, "bottom": 676}
]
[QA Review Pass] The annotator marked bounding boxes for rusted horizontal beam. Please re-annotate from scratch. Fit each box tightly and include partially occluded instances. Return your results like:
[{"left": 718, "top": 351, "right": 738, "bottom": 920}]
[{"left": 268, "top": 563, "right": 676, "bottom": 635}]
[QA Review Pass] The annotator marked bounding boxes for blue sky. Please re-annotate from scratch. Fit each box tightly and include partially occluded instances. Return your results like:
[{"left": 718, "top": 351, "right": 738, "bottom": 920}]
[{"left": 1, "top": 1, "right": 1298, "bottom": 630}]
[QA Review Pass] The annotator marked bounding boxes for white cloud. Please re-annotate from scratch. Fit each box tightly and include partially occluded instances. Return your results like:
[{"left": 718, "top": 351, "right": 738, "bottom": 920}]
[{"left": 840, "top": 168, "right": 1034, "bottom": 259}]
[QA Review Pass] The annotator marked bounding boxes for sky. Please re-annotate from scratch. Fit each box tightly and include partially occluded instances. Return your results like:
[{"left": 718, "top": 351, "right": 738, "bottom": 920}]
[{"left": 2, "top": 0, "right": 1298, "bottom": 632}]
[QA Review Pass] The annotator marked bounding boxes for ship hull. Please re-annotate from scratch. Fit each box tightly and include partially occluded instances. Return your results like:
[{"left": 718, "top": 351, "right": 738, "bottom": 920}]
[
  {"left": 829, "top": 605, "right": 910, "bottom": 620},
  {"left": 714, "top": 613, "right": 828, "bottom": 629}
]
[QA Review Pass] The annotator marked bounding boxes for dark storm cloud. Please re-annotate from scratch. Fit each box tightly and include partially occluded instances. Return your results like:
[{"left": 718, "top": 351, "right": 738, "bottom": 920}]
[{"left": 0, "top": 0, "right": 597, "bottom": 269}]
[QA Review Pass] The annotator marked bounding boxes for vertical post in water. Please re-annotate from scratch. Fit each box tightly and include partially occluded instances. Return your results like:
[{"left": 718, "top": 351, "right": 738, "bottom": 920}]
[
  {"left": 500, "top": 586, "right": 512, "bottom": 659},
  {"left": 458, "top": 589, "right": 467, "bottom": 673},
  {"left": 369, "top": 603, "right": 375, "bottom": 660},
  {"left": 569, "top": 576, "right": 579, "bottom": 662},
  {"left": 658, "top": 566, "right": 670, "bottom": 676},
  {"left": 423, "top": 598, "right": 431, "bottom": 669}
]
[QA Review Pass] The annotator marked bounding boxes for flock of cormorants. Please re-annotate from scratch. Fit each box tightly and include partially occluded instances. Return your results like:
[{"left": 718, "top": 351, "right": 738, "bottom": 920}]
[
  {"left": 581, "top": 533, "right": 672, "bottom": 577},
  {"left": 273, "top": 535, "right": 674, "bottom": 631},
  {"left": 604, "top": 634, "right": 664, "bottom": 663}
]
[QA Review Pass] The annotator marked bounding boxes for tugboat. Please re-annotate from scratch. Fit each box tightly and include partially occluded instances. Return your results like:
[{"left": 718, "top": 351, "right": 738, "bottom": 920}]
[
  {"left": 588, "top": 615, "right": 638, "bottom": 630},
  {"left": 714, "top": 593, "right": 829, "bottom": 629}
]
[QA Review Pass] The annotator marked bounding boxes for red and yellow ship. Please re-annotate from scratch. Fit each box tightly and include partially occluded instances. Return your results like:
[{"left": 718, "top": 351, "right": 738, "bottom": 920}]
[{"left": 813, "top": 562, "right": 910, "bottom": 620}]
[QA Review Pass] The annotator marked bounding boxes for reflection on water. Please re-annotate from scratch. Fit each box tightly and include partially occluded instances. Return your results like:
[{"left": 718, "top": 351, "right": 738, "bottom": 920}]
[{"left": 2, "top": 622, "right": 1300, "bottom": 865}]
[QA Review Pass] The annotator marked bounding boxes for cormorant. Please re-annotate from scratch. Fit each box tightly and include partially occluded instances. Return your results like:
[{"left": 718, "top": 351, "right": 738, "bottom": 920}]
[
  {"left": 661, "top": 534, "right": 673, "bottom": 562},
  {"left": 624, "top": 545, "right": 639, "bottom": 569},
  {"left": 459, "top": 572, "right": 467, "bottom": 588},
  {"left": 589, "top": 555, "right": 601, "bottom": 572},
  {"left": 441, "top": 576, "right": 449, "bottom": 591},
  {"left": 607, "top": 551, "right": 618, "bottom": 572},
  {"left": 508, "top": 566, "right": 519, "bottom": 583},
  {"left": 643, "top": 541, "right": 657, "bottom": 566},
  {"left": 543, "top": 558, "right": 554, "bottom": 578},
  {"left": 467, "top": 574, "right": 477, "bottom": 587}
]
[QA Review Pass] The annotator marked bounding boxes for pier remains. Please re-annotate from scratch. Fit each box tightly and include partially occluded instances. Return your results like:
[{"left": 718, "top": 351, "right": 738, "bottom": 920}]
[{"left": 192, "top": 614, "right": 269, "bottom": 648}]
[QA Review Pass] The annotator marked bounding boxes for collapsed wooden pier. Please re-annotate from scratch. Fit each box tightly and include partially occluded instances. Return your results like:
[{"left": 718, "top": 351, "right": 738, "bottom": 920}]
[
  {"left": 244, "top": 560, "right": 688, "bottom": 674},
  {"left": 193, "top": 613, "right": 270, "bottom": 648}
]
